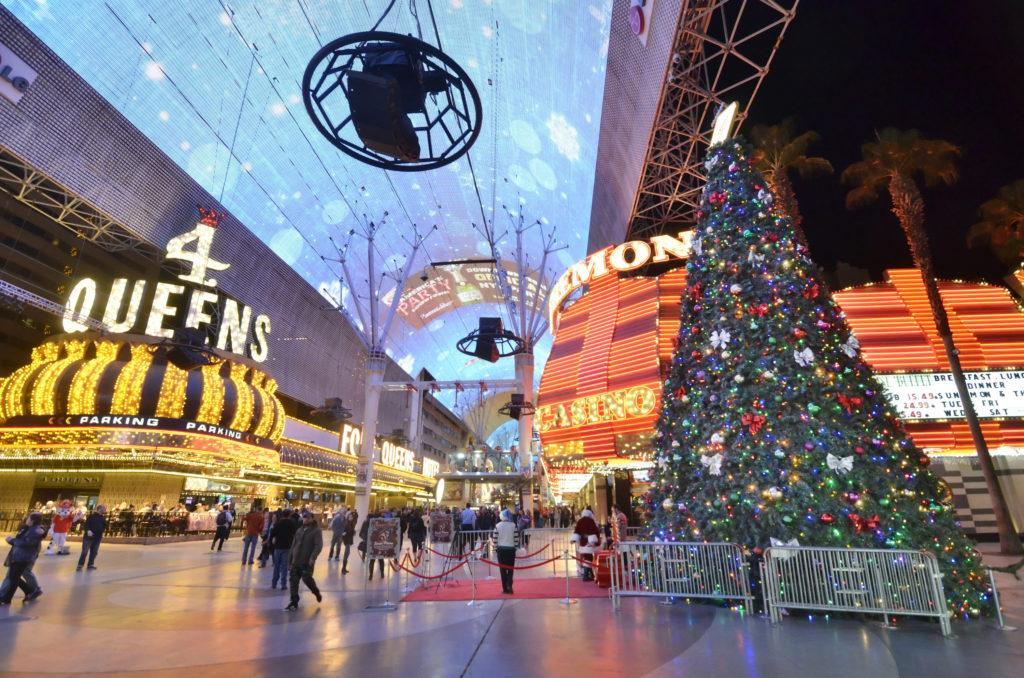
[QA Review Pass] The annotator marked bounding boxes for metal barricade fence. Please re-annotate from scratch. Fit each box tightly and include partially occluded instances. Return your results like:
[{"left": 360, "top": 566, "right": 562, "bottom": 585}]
[
  {"left": 610, "top": 541, "right": 753, "bottom": 613},
  {"left": 762, "top": 546, "right": 952, "bottom": 636},
  {"left": 522, "top": 528, "right": 576, "bottom": 574}
]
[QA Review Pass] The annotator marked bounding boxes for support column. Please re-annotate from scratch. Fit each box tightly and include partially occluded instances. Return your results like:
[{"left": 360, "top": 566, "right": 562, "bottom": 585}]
[
  {"left": 515, "top": 352, "right": 535, "bottom": 513},
  {"left": 355, "top": 350, "right": 386, "bottom": 534},
  {"left": 408, "top": 385, "right": 422, "bottom": 456}
]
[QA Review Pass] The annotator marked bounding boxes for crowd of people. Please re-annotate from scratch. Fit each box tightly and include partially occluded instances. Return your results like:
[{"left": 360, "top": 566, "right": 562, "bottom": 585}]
[{"left": 1, "top": 500, "right": 633, "bottom": 610}]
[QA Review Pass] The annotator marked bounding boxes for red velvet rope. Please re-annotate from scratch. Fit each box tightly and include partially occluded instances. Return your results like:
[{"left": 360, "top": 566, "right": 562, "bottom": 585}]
[
  {"left": 479, "top": 555, "right": 562, "bottom": 570},
  {"left": 515, "top": 543, "right": 550, "bottom": 559},
  {"left": 390, "top": 558, "right": 468, "bottom": 579}
]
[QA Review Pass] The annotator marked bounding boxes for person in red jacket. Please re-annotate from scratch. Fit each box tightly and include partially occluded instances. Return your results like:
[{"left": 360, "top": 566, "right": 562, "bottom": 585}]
[
  {"left": 573, "top": 508, "right": 602, "bottom": 581},
  {"left": 241, "top": 508, "right": 265, "bottom": 565}
]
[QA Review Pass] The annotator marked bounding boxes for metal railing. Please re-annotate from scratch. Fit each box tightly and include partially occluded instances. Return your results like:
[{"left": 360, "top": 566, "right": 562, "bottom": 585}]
[
  {"left": 610, "top": 541, "right": 753, "bottom": 613},
  {"left": 762, "top": 546, "right": 952, "bottom": 636},
  {"left": 0, "top": 510, "right": 248, "bottom": 538}
]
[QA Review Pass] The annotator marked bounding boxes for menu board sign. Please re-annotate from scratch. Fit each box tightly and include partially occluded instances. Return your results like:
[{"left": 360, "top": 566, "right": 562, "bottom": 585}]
[
  {"left": 429, "top": 512, "right": 453, "bottom": 543},
  {"left": 367, "top": 517, "right": 400, "bottom": 559},
  {"left": 876, "top": 370, "right": 1024, "bottom": 420}
]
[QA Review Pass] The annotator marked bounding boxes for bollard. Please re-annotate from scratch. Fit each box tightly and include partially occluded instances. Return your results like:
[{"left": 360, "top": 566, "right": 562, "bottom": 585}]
[{"left": 559, "top": 549, "right": 577, "bottom": 605}]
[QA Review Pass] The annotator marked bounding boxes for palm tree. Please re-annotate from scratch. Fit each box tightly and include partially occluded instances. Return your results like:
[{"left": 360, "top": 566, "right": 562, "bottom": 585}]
[
  {"left": 749, "top": 118, "right": 833, "bottom": 251},
  {"left": 842, "top": 128, "right": 1022, "bottom": 554},
  {"left": 967, "top": 179, "right": 1024, "bottom": 269}
]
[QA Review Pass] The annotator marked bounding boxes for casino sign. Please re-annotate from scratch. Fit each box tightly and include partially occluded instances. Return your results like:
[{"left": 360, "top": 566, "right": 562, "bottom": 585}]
[{"left": 537, "top": 232, "right": 690, "bottom": 462}]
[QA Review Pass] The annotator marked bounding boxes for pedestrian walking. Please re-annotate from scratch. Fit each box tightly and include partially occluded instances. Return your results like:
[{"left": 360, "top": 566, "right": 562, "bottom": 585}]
[
  {"left": 258, "top": 509, "right": 276, "bottom": 567},
  {"left": 407, "top": 510, "right": 426, "bottom": 556},
  {"left": 241, "top": 507, "right": 264, "bottom": 565},
  {"left": 285, "top": 511, "right": 323, "bottom": 611},
  {"left": 76, "top": 505, "right": 108, "bottom": 571},
  {"left": 210, "top": 505, "right": 231, "bottom": 552},
  {"left": 491, "top": 509, "right": 520, "bottom": 595},
  {"left": 269, "top": 509, "right": 297, "bottom": 589},
  {"left": 341, "top": 512, "right": 356, "bottom": 574},
  {"left": 0, "top": 512, "right": 46, "bottom": 605},
  {"left": 327, "top": 509, "right": 346, "bottom": 561}
]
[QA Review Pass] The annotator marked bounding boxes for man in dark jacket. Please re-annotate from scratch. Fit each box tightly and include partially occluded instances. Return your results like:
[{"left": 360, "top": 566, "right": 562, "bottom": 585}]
[
  {"left": 268, "top": 509, "right": 297, "bottom": 589},
  {"left": 285, "top": 511, "right": 323, "bottom": 611},
  {"left": 76, "top": 505, "right": 108, "bottom": 571}
]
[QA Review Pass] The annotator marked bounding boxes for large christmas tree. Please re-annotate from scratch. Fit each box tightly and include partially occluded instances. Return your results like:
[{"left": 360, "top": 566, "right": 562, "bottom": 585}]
[{"left": 646, "top": 136, "right": 994, "bottom": 617}]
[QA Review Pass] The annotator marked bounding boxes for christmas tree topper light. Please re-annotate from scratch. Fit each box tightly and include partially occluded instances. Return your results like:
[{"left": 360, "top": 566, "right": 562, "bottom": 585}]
[{"left": 710, "top": 101, "right": 739, "bottom": 145}]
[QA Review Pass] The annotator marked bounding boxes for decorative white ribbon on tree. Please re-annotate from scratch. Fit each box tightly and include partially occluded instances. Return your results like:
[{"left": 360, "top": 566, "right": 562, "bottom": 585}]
[
  {"left": 710, "top": 329, "right": 731, "bottom": 350},
  {"left": 793, "top": 347, "right": 814, "bottom": 367},
  {"left": 700, "top": 453, "right": 724, "bottom": 476},
  {"left": 840, "top": 335, "right": 860, "bottom": 358},
  {"left": 826, "top": 453, "right": 854, "bottom": 474}
]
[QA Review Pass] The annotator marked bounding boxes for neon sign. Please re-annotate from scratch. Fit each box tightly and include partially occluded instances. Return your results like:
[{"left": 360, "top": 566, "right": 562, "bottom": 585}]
[
  {"left": 535, "top": 386, "right": 657, "bottom": 432},
  {"left": 381, "top": 440, "right": 416, "bottom": 472},
  {"left": 548, "top": 231, "right": 692, "bottom": 332},
  {"left": 62, "top": 209, "right": 273, "bottom": 362}
]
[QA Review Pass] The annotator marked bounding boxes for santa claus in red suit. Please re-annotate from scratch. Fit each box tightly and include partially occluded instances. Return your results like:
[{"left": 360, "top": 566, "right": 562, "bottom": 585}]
[{"left": 46, "top": 500, "right": 77, "bottom": 555}]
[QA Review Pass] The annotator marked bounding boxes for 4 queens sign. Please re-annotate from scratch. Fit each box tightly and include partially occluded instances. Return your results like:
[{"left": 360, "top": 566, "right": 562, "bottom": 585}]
[{"left": 62, "top": 210, "right": 273, "bottom": 363}]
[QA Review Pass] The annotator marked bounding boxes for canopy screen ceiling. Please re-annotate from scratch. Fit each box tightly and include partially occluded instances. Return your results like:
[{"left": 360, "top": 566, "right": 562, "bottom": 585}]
[{"left": 8, "top": 1, "right": 613, "bottom": 390}]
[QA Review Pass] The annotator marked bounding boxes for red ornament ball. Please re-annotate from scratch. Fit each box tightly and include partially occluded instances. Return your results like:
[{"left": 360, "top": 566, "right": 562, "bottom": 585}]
[
  {"left": 918, "top": 455, "right": 931, "bottom": 466},
  {"left": 854, "top": 446, "right": 865, "bottom": 455},
  {"left": 820, "top": 513, "right": 835, "bottom": 524}
]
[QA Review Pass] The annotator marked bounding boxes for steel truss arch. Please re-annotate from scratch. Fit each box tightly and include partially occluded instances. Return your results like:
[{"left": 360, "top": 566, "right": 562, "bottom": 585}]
[{"left": 627, "top": 0, "right": 800, "bottom": 241}]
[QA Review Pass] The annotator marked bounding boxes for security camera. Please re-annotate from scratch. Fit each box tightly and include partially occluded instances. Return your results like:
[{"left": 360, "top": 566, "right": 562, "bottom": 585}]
[{"left": 420, "top": 272, "right": 429, "bottom": 282}]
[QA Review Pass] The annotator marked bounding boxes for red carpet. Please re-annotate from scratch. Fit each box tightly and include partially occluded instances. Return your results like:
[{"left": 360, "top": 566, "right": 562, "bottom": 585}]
[{"left": 401, "top": 576, "right": 610, "bottom": 602}]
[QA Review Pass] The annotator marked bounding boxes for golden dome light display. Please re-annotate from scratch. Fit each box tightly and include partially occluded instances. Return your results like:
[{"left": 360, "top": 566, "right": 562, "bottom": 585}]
[{"left": 0, "top": 334, "right": 285, "bottom": 449}]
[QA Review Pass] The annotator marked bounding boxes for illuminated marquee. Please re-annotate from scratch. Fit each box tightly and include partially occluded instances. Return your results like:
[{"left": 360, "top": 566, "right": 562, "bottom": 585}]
[
  {"left": 537, "top": 251, "right": 688, "bottom": 460},
  {"left": 834, "top": 268, "right": 1024, "bottom": 453},
  {"left": 536, "top": 386, "right": 656, "bottom": 432},
  {"left": 877, "top": 371, "right": 1024, "bottom": 420},
  {"left": 62, "top": 210, "right": 273, "bottom": 362},
  {"left": 381, "top": 440, "right": 415, "bottom": 472},
  {"left": 547, "top": 231, "right": 692, "bottom": 332},
  {"left": 340, "top": 421, "right": 438, "bottom": 477}
]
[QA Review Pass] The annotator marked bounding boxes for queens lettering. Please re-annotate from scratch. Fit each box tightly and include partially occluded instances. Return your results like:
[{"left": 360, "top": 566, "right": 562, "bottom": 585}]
[{"left": 62, "top": 221, "right": 273, "bottom": 362}]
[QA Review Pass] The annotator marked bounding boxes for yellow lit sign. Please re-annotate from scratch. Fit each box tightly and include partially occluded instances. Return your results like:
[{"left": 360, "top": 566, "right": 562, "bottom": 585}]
[
  {"left": 62, "top": 216, "right": 273, "bottom": 362},
  {"left": 535, "top": 385, "right": 657, "bottom": 432},
  {"left": 381, "top": 440, "right": 415, "bottom": 472}
]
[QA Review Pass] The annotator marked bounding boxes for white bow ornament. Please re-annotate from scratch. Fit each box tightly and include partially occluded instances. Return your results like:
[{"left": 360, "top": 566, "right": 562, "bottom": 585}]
[
  {"left": 826, "top": 453, "right": 854, "bottom": 475},
  {"left": 793, "top": 347, "right": 814, "bottom": 367},
  {"left": 700, "top": 453, "right": 724, "bottom": 476}
]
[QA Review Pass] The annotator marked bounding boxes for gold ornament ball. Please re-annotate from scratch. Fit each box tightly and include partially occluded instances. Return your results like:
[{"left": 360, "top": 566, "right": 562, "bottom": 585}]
[{"left": 662, "top": 497, "right": 675, "bottom": 511}]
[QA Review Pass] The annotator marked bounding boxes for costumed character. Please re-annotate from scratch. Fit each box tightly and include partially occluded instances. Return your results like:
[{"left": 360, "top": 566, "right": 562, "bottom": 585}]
[
  {"left": 46, "top": 500, "right": 77, "bottom": 555},
  {"left": 572, "top": 508, "right": 602, "bottom": 581}
]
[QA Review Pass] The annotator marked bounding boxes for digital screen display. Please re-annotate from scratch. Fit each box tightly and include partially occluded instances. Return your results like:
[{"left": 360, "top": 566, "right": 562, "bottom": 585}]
[{"left": 7, "top": 2, "right": 611, "bottom": 389}]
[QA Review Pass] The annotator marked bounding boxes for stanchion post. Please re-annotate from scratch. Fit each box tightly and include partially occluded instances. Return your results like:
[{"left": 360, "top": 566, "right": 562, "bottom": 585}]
[
  {"left": 467, "top": 552, "right": 482, "bottom": 607},
  {"left": 559, "top": 549, "right": 577, "bottom": 605},
  {"left": 401, "top": 553, "right": 413, "bottom": 593}
]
